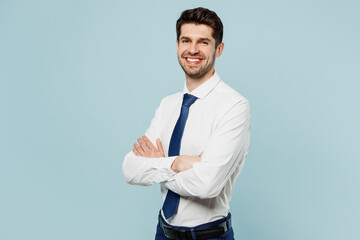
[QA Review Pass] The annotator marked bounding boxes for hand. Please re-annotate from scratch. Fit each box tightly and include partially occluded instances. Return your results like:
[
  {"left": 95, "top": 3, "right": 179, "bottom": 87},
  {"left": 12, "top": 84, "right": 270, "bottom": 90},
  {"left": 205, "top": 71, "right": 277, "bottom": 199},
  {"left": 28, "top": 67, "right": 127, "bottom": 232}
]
[
  {"left": 171, "top": 155, "right": 201, "bottom": 173},
  {"left": 132, "top": 135, "right": 165, "bottom": 158}
]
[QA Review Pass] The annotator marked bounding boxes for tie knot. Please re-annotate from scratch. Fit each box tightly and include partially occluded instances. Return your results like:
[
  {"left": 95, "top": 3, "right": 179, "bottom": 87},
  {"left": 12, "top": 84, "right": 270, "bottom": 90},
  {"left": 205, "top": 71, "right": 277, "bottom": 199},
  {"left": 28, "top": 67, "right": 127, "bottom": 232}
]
[{"left": 182, "top": 93, "right": 197, "bottom": 108}]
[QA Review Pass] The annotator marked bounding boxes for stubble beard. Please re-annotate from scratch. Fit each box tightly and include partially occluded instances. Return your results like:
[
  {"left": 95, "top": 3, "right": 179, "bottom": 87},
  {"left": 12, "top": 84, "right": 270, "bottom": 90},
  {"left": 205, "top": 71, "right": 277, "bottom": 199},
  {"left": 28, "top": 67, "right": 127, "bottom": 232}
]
[{"left": 178, "top": 52, "right": 216, "bottom": 78}]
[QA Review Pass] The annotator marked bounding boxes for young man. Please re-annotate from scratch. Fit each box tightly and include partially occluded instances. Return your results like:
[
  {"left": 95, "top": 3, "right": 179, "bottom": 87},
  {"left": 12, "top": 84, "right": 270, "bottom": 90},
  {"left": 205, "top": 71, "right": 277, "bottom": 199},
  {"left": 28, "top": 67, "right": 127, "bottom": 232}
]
[{"left": 122, "top": 7, "right": 250, "bottom": 240}]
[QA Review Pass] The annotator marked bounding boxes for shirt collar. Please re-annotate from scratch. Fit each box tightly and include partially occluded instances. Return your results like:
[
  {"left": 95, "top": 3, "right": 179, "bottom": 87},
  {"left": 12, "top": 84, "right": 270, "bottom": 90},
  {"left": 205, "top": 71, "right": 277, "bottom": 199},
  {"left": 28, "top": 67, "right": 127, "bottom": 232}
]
[{"left": 183, "top": 72, "right": 221, "bottom": 99}]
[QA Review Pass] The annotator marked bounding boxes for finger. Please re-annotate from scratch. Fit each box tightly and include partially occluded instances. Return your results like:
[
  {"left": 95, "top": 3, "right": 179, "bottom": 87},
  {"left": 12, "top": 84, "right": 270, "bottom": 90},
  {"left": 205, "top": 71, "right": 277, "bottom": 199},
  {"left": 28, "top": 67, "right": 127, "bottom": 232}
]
[
  {"left": 138, "top": 138, "right": 150, "bottom": 152},
  {"left": 134, "top": 143, "right": 145, "bottom": 156},
  {"left": 142, "top": 135, "right": 156, "bottom": 150},
  {"left": 156, "top": 138, "right": 165, "bottom": 156},
  {"left": 132, "top": 147, "right": 141, "bottom": 156},
  {"left": 189, "top": 156, "right": 201, "bottom": 163}
]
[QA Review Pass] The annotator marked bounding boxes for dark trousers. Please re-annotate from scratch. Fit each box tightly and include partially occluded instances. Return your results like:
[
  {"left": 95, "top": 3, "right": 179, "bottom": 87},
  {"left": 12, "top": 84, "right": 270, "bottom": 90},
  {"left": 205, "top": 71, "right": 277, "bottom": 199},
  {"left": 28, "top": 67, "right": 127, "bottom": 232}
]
[{"left": 155, "top": 213, "right": 234, "bottom": 240}]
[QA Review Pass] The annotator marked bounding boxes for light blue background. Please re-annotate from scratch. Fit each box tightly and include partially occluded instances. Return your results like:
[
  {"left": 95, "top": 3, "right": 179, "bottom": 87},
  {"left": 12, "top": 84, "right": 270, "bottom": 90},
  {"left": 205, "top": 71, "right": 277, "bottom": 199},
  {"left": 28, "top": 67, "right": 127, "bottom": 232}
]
[{"left": 1, "top": 0, "right": 359, "bottom": 239}]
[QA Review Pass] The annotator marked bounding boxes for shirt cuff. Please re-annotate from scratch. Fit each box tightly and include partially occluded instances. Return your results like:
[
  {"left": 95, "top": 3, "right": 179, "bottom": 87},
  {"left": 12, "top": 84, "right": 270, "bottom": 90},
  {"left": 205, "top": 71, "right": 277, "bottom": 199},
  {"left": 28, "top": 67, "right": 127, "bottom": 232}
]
[
  {"left": 160, "top": 156, "right": 177, "bottom": 173},
  {"left": 151, "top": 156, "right": 177, "bottom": 183}
]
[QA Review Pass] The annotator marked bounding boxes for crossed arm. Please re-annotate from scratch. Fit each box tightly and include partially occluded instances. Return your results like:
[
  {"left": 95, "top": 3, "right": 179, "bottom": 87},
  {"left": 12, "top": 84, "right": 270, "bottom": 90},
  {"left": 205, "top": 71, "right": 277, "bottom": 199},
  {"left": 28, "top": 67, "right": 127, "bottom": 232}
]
[
  {"left": 122, "top": 99, "right": 250, "bottom": 199},
  {"left": 132, "top": 135, "right": 200, "bottom": 173}
]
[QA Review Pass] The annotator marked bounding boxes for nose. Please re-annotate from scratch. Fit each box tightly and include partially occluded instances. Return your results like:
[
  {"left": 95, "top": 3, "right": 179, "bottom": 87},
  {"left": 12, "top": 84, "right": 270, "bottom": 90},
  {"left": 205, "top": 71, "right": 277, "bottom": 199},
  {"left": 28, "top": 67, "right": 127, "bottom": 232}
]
[{"left": 188, "top": 42, "right": 199, "bottom": 55}]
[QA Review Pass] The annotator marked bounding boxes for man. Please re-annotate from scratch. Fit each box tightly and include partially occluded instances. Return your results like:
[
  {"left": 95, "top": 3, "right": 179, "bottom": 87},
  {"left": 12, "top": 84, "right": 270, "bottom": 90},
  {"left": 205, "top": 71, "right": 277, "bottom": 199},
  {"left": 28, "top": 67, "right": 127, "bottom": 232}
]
[{"left": 122, "top": 7, "right": 250, "bottom": 240}]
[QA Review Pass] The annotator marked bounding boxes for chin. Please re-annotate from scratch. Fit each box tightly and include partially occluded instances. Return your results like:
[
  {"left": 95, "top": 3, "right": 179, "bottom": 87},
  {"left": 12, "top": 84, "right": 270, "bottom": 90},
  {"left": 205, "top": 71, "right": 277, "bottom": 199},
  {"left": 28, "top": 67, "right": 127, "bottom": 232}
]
[{"left": 185, "top": 71, "right": 206, "bottom": 78}]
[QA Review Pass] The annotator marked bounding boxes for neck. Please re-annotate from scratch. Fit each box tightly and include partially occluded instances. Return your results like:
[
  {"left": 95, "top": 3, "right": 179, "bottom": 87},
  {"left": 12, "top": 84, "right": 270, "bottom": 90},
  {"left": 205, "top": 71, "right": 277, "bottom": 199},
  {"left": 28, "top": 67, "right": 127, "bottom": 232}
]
[{"left": 185, "top": 69, "right": 215, "bottom": 92}]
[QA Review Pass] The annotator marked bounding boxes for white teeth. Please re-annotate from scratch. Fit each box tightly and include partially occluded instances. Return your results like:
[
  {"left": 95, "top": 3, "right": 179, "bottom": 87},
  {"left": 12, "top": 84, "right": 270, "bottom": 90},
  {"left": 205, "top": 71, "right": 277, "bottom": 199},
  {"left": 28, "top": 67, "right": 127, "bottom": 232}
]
[{"left": 187, "top": 58, "right": 201, "bottom": 62}]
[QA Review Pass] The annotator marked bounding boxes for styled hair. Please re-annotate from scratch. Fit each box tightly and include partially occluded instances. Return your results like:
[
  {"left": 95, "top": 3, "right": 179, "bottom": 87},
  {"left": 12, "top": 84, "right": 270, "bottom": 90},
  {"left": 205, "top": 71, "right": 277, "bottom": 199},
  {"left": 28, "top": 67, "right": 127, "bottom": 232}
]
[{"left": 176, "top": 7, "right": 223, "bottom": 47}]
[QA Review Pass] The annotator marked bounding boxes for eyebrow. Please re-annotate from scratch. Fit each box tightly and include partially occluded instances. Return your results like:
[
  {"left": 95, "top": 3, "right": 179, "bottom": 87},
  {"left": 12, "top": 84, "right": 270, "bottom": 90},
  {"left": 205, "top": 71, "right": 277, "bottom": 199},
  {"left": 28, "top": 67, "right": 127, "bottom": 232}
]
[
  {"left": 199, "top": 38, "right": 211, "bottom": 42},
  {"left": 180, "top": 36, "right": 211, "bottom": 42}
]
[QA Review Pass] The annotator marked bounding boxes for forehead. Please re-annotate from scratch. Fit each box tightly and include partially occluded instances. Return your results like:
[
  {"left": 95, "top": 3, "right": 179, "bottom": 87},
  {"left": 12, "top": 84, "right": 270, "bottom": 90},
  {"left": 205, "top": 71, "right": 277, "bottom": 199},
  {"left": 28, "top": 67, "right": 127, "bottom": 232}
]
[{"left": 179, "top": 23, "right": 214, "bottom": 41}]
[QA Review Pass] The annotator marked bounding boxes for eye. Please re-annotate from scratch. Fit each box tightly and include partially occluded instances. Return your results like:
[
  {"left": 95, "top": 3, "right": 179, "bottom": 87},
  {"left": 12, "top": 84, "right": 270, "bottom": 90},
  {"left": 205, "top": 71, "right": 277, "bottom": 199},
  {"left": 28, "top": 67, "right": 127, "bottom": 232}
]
[
  {"left": 202, "top": 41, "right": 209, "bottom": 45},
  {"left": 182, "top": 39, "right": 190, "bottom": 43}
]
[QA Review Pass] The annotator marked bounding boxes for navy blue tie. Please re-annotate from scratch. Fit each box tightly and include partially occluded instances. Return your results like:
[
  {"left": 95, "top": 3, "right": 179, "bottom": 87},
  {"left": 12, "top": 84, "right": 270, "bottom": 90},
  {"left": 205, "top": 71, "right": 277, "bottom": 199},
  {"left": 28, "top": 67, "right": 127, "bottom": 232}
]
[{"left": 162, "top": 93, "right": 197, "bottom": 219}]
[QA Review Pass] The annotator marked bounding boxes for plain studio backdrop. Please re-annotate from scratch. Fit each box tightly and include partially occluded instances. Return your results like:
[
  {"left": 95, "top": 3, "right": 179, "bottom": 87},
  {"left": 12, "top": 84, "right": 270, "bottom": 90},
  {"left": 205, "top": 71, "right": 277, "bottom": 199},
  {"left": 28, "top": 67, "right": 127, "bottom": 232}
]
[{"left": 1, "top": 0, "right": 359, "bottom": 239}]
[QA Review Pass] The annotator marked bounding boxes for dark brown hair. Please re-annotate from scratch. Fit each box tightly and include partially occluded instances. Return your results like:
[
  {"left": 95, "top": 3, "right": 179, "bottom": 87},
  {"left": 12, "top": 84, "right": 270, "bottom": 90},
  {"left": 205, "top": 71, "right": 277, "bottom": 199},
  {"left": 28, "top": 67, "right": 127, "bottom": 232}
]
[{"left": 176, "top": 7, "right": 223, "bottom": 47}]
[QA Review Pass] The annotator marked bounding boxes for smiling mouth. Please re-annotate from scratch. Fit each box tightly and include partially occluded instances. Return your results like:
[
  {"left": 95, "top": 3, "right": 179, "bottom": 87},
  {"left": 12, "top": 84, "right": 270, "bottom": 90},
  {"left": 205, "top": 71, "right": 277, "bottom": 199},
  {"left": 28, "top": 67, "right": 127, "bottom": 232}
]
[{"left": 185, "top": 57, "right": 203, "bottom": 65}]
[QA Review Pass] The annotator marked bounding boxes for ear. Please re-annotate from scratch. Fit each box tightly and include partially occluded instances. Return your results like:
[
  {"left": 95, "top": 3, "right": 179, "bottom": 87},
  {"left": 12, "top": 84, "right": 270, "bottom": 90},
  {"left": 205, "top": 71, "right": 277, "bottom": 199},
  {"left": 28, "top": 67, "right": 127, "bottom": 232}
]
[
  {"left": 176, "top": 39, "right": 179, "bottom": 52},
  {"left": 215, "top": 42, "right": 224, "bottom": 57}
]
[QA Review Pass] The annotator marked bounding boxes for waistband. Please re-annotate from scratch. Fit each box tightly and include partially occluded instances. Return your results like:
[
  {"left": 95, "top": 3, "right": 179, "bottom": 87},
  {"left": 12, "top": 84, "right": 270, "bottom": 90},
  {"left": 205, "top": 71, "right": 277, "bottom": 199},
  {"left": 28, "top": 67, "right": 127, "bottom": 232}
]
[{"left": 158, "top": 212, "right": 232, "bottom": 240}]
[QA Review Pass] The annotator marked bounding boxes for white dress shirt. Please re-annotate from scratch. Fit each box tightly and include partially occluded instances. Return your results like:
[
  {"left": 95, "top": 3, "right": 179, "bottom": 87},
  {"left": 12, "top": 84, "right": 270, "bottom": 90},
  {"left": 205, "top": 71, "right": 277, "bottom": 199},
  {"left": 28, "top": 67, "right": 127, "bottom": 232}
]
[{"left": 122, "top": 72, "right": 251, "bottom": 227}]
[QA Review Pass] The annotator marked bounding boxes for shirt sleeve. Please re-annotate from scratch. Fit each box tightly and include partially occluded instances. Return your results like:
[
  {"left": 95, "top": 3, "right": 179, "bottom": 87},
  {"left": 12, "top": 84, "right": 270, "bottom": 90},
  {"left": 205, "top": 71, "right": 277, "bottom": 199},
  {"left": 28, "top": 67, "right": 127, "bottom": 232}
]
[
  {"left": 164, "top": 99, "right": 251, "bottom": 199},
  {"left": 122, "top": 98, "right": 177, "bottom": 186}
]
